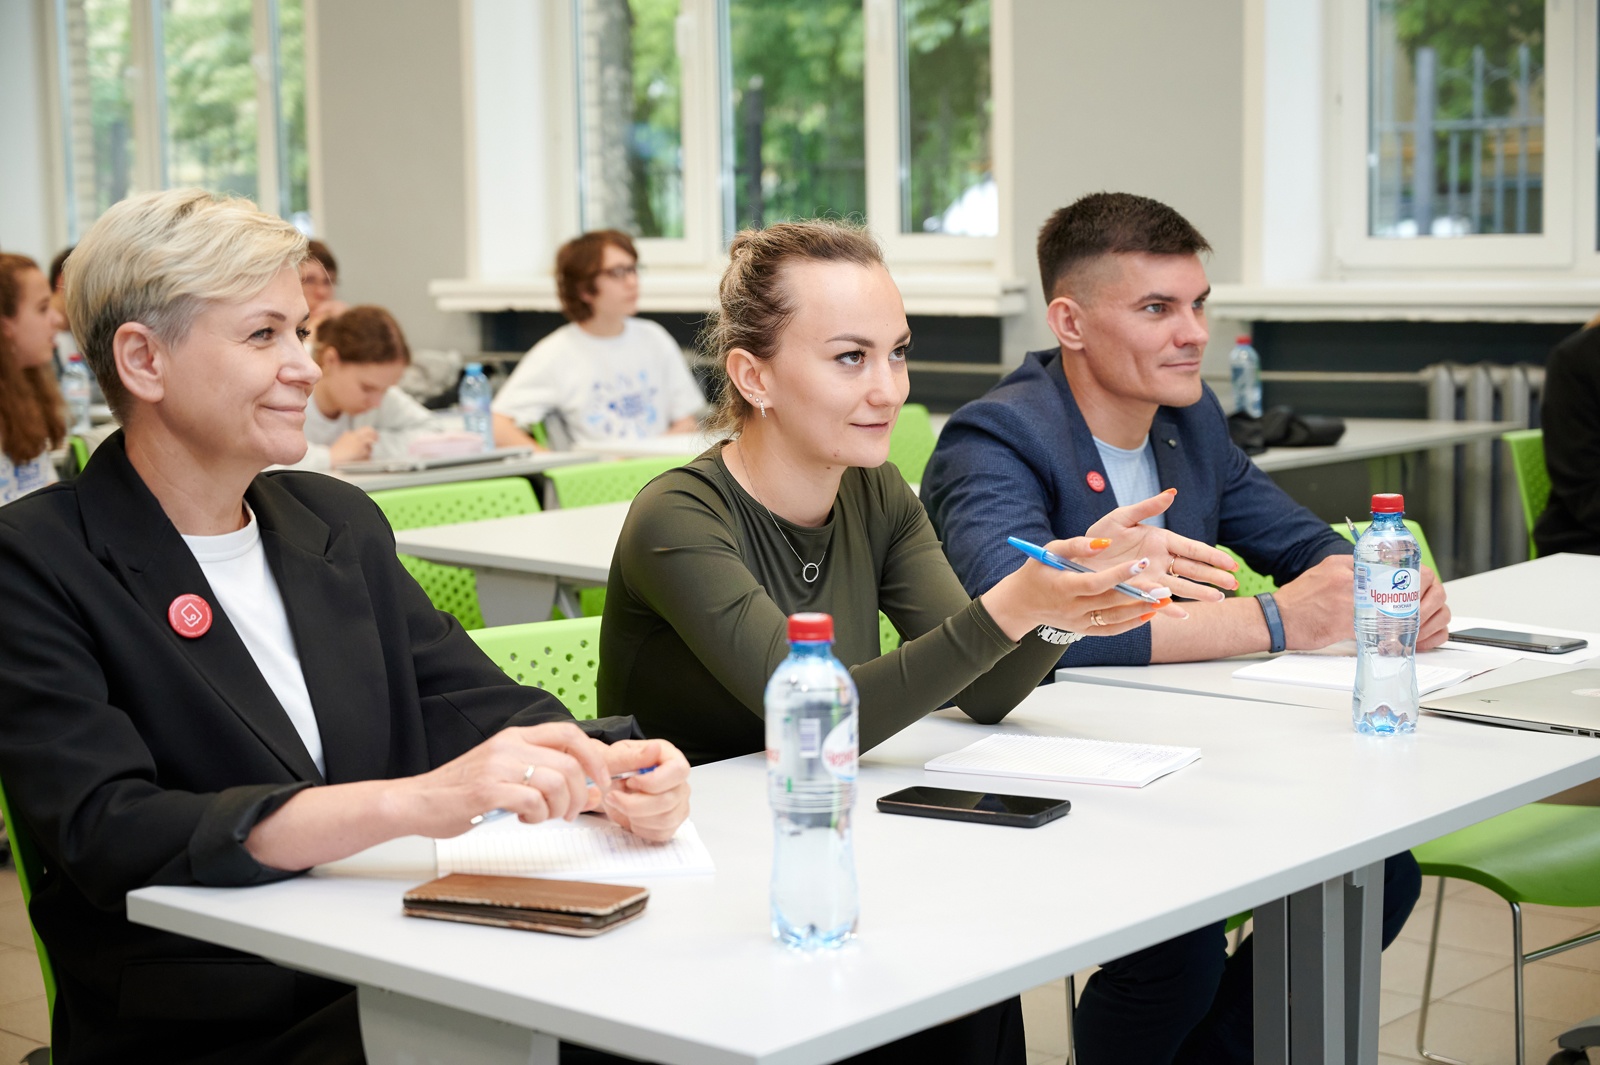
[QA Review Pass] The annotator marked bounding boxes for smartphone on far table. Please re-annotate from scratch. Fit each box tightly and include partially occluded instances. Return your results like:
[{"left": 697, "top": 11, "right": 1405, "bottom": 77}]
[{"left": 1450, "top": 627, "right": 1588, "bottom": 655}]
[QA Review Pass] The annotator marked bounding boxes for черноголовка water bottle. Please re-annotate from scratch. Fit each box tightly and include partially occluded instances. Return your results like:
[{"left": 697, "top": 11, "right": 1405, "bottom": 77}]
[
  {"left": 766, "top": 612, "right": 859, "bottom": 950},
  {"left": 62, "top": 353, "right": 92, "bottom": 434},
  {"left": 1353, "top": 493, "right": 1422, "bottom": 735},
  {"left": 1229, "top": 335, "right": 1262, "bottom": 418},
  {"left": 458, "top": 363, "right": 493, "bottom": 452}
]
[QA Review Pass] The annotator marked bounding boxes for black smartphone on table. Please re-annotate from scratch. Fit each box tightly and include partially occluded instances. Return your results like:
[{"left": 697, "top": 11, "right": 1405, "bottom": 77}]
[
  {"left": 876, "top": 786, "right": 1072, "bottom": 828},
  {"left": 1450, "top": 627, "right": 1588, "bottom": 655}
]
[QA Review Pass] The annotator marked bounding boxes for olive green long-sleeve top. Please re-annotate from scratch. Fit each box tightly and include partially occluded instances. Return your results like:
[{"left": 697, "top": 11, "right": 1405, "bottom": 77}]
[{"left": 597, "top": 447, "right": 1068, "bottom": 765}]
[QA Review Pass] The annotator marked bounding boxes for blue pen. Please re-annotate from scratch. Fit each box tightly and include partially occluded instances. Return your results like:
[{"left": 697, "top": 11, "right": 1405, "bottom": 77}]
[
  {"left": 1006, "top": 536, "right": 1165, "bottom": 605},
  {"left": 469, "top": 766, "right": 658, "bottom": 826}
]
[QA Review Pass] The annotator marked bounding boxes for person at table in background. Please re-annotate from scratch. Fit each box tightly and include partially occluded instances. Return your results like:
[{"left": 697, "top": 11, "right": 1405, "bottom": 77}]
[
  {"left": 286, "top": 303, "right": 436, "bottom": 470},
  {"left": 491, "top": 229, "right": 706, "bottom": 450},
  {"left": 0, "top": 253, "right": 67, "bottom": 504},
  {"left": 0, "top": 188, "right": 691, "bottom": 1065},
  {"left": 1534, "top": 312, "right": 1600, "bottom": 555},
  {"left": 298, "top": 237, "right": 348, "bottom": 338},
  {"left": 599, "top": 220, "right": 1234, "bottom": 1064},
  {"left": 920, "top": 191, "right": 1424, "bottom": 1065}
]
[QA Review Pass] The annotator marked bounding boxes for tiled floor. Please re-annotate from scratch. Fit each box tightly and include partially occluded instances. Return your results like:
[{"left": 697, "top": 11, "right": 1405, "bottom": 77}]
[
  {"left": 1020, "top": 876, "right": 1600, "bottom": 1065},
  {"left": 0, "top": 870, "right": 1593, "bottom": 1064}
]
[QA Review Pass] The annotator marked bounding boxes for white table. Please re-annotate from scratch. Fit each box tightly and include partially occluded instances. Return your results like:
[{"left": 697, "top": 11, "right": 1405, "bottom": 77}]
[
  {"left": 127, "top": 677, "right": 1600, "bottom": 1065},
  {"left": 1053, "top": 554, "right": 1600, "bottom": 713},
  {"left": 392, "top": 502, "right": 630, "bottom": 622},
  {"left": 1247, "top": 417, "right": 1510, "bottom": 474},
  {"left": 568, "top": 432, "right": 724, "bottom": 459},
  {"left": 334, "top": 451, "right": 591, "bottom": 493}
]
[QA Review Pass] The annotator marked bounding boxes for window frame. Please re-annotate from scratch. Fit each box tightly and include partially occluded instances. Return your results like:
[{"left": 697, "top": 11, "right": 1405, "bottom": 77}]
[
  {"left": 1331, "top": 0, "right": 1580, "bottom": 273},
  {"left": 45, "top": 0, "right": 311, "bottom": 243}
]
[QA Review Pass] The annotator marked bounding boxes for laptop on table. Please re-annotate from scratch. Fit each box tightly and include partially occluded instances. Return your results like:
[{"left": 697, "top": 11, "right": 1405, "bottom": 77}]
[{"left": 1422, "top": 668, "right": 1600, "bottom": 737}]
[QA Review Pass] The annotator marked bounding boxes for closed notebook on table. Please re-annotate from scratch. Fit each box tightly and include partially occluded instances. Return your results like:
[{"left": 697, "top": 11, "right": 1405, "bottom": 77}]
[{"left": 403, "top": 873, "right": 649, "bottom": 937}]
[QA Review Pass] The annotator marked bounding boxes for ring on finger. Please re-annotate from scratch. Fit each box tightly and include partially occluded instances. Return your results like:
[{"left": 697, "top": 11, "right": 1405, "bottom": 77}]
[
  {"left": 1090, "top": 610, "right": 1106, "bottom": 627},
  {"left": 521, "top": 764, "right": 535, "bottom": 785},
  {"left": 1167, "top": 557, "right": 1181, "bottom": 576}
]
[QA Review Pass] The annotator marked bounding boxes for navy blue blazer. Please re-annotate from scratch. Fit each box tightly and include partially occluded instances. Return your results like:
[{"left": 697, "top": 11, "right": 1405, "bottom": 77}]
[{"left": 921, "top": 350, "right": 1349, "bottom": 666}]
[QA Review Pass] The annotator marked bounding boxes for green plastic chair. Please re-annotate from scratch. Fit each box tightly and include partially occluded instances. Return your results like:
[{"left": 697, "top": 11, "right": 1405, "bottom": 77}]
[
  {"left": 887, "top": 403, "right": 936, "bottom": 484},
  {"left": 1222, "top": 520, "right": 1437, "bottom": 597},
  {"left": 0, "top": 780, "right": 57, "bottom": 1022},
  {"left": 1502, "top": 429, "right": 1549, "bottom": 558},
  {"left": 1411, "top": 803, "right": 1600, "bottom": 1065},
  {"left": 68, "top": 435, "right": 90, "bottom": 476},
  {"left": 878, "top": 612, "right": 900, "bottom": 655},
  {"left": 544, "top": 456, "right": 691, "bottom": 616},
  {"left": 468, "top": 617, "right": 603, "bottom": 719},
  {"left": 370, "top": 477, "right": 541, "bottom": 630}
]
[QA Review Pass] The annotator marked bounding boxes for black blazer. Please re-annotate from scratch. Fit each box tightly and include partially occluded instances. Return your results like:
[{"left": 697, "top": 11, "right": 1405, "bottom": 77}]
[
  {"left": 1534, "top": 326, "right": 1600, "bottom": 556},
  {"left": 0, "top": 434, "right": 633, "bottom": 1064}
]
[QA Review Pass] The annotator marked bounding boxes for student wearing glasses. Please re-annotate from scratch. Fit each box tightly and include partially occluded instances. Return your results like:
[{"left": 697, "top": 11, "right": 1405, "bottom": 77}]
[{"left": 492, "top": 230, "right": 707, "bottom": 450}]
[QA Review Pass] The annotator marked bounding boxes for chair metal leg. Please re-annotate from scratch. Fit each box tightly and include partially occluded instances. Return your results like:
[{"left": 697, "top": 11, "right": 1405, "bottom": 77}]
[
  {"left": 1420, "top": 879, "right": 1469, "bottom": 1065},
  {"left": 1064, "top": 973, "right": 1077, "bottom": 1065},
  {"left": 1512, "top": 901, "right": 1527, "bottom": 1065}
]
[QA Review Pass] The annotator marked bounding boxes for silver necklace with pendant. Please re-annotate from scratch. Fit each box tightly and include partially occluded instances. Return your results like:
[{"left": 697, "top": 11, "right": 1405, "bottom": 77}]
[{"left": 733, "top": 444, "right": 826, "bottom": 584}]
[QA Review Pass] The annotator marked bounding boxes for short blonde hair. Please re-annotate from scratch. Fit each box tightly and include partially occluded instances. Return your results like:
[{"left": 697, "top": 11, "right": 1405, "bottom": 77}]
[{"left": 64, "top": 188, "right": 308, "bottom": 419}]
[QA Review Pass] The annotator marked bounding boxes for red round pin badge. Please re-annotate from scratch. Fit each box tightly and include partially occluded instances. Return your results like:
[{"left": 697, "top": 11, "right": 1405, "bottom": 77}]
[
  {"left": 167, "top": 594, "right": 213, "bottom": 639},
  {"left": 1086, "top": 471, "right": 1107, "bottom": 493}
]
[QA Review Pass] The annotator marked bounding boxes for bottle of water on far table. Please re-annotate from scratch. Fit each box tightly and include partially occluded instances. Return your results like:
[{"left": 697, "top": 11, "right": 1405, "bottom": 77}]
[
  {"left": 1352, "top": 493, "right": 1422, "bottom": 735},
  {"left": 1229, "top": 335, "right": 1262, "bottom": 418},
  {"left": 458, "top": 362, "right": 493, "bottom": 452},
  {"left": 767, "top": 612, "right": 859, "bottom": 950},
  {"left": 62, "top": 353, "right": 92, "bottom": 433}
]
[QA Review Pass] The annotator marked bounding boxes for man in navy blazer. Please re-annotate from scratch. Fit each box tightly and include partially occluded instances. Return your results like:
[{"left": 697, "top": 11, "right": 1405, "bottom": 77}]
[
  {"left": 921, "top": 193, "right": 1434, "bottom": 1064},
  {"left": 922, "top": 194, "right": 1451, "bottom": 669}
]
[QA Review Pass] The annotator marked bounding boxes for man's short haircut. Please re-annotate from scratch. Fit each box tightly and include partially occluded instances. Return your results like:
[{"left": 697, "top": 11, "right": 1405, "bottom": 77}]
[
  {"left": 64, "top": 187, "right": 307, "bottom": 420},
  {"left": 555, "top": 230, "right": 637, "bottom": 323},
  {"left": 1035, "top": 192, "right": 1211, "bottom": 302}
]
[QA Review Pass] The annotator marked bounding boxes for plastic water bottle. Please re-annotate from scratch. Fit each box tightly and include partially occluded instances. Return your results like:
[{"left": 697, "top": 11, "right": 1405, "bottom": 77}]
[
  {"left": 1352, "top": 494, "right": 1422, "bottom": 735},
  {"left": 766, "top": 612, "right": 859, "bottom": 950},
  {"left": 1229, "top": 335, "right": 1263, "bottom": 418},
  {"left": 62, "top": 353, "right": 92, "bottom": 433},
  {"left": 458, "top": 363, "right": 493, "bottom": 452}
]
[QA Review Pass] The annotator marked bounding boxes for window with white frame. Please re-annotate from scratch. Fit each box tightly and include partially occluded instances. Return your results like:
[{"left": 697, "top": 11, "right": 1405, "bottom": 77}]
[
  {"left": 1333, "top": 0, "right": 1580, "bottom": 271},
  {"left": 52, "top": 0, "right": 310, "bottom": 242},
  {"left": 571, "top": 0, "right": 995, "bottom": 262}
]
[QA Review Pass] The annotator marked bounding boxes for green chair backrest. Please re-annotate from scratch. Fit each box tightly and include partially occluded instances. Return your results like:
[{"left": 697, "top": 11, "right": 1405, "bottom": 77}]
[
  {"left": 544, "top": 456, "right": 692, "bottom": 510},
  {"left": 68, "top": 436, "right": 90, "bottom": 476},
  {"left": 1223, "top": 519, "right": 1436, "bottom": 597},
  {"left": 878, "top": 611, "right": 899, "bottom": 655},
  {"left": 529, "top": 422, "right": 551, "bottom": 450},
  {"left": 887, "top": 403, "right": 936, "bottom": 484},
  {"left": 468, "top": 617, "right": 603, "bottom": 719},
  {"left": 1502, "top": 429, "right": 1549, "bottom": 557},
  {"left": 370, "top": 477, "right": 541, "bottom": 630},
  {"left": 0, "top": 781, "right": 57, "bottom": 1020}
]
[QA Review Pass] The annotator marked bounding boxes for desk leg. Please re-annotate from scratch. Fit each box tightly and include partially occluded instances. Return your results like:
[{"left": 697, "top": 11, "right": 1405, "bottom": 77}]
[
  {"left": 358, "top": 986, "right": 559, "bottom": 1065},
  {"left": 1290, "top": 877, "right": 1346, "bottom": 1063},
  {"left": 1344, "top": 861, "right": 1384, "bottom": 1065},
  {"left": 1255, "top": 896, "right": 1290, "bottom": 1065},
  {"left": 474, "top": 571, "right": 559, "bottom": 625}
]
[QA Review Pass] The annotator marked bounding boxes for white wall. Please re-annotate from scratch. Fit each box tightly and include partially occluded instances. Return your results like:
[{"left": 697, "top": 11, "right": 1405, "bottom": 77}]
[
  {"left": 312, "top": 0, "right": 476, "bottom": 352},
  {"left": 1001, "top": 0, "right": 1249, "bottom": 372},
  {"left": 0, "top": 0, "right": 59, "bottom": 263}
]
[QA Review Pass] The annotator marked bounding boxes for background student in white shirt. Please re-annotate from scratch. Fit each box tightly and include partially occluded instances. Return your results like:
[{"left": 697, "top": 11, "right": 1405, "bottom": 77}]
[
  {"left": 291, "top": 304, "right": 435, "bottom": 469},
  {"left": 0, "top": 253, "right": 68, "bottom": 504},
  {"left": 492, "top": 230, "right": 706, "bottom": 450}
]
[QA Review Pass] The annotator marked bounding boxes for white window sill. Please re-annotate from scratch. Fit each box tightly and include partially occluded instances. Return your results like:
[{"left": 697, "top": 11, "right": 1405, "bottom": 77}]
[
  {"left": 431, "top": 268, "right": 1029, "bottom": 318},
  {"left": 1209, "top": 281, "right": 1600, "bottom": 323}
]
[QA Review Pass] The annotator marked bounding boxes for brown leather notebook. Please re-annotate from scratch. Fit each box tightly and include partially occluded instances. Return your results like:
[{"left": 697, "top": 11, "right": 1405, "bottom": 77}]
[{"left": 403, "top": 873, "right": 649, "bottom": 937}]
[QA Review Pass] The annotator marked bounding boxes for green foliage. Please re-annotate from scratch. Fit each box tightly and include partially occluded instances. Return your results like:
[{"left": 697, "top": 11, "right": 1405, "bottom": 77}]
[
  {"left": 627, "top": 0, "right": 682, "bottom": 237},
  {"left": 902, "top": 0, "right": 990, "bottom": 232},
  {"left": 1385, "top": 0, "right": 1543, "bottom": 120},
  {"left": 84, "top": 0, "right": 134, "bottom": 216},
  {"left": 162, "top": 0, "right": 258, "bottom": 197}
]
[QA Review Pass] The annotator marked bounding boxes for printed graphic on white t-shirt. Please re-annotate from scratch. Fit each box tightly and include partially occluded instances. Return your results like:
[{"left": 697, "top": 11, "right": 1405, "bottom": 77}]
[{"left": 0, "top": 452, "right": 59, "bottom": 506}]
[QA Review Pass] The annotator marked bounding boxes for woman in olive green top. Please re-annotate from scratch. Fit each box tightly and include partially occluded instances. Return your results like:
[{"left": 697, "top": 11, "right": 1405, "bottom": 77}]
[{"left": 598, "top": 221, "right": 1231, "bottom": 766}]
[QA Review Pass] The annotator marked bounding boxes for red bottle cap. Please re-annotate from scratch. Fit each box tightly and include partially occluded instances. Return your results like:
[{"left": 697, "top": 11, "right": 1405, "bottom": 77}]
[
  {"left": 167, "top": 593, "right": 213, "bottom": 638},
  {"left": 1370, "top": 493, "right": 1405, "bottom": 514},
  {"left": 788, "top": 612, "right": 833, "bottom": 642},
  {"left": 1236, "top": 335, "right": 1252, "bottom": 345}
]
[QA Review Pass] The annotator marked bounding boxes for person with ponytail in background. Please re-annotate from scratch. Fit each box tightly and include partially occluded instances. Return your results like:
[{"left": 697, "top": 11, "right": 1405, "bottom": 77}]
[{"left": 0, "top": 253, "right": 68, "bottom": 504}]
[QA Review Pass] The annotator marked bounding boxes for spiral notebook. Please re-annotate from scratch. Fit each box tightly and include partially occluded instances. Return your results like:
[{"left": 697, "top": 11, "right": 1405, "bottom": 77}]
[{"left": 926, "top": 734, "right": 1200, "bottom": 788}]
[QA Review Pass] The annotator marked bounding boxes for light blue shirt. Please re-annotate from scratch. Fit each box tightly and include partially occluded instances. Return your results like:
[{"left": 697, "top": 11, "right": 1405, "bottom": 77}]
[{"left": 1092, "top": 436, "right": 1165, "bottom": 529}]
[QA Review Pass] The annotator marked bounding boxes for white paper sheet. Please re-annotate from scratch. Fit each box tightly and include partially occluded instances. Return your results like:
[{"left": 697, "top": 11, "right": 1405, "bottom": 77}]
[
  {"left": 435, "top": 815, "right": 714, "bottom": 881},
  {"left": 926, "top": 734, "right": 1199, "bottom": 788}
]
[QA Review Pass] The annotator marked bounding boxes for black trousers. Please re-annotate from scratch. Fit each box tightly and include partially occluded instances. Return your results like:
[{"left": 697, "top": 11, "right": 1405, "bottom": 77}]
[{"left": 1072, "top": 851, "right": 1422, "bottom": 1065}]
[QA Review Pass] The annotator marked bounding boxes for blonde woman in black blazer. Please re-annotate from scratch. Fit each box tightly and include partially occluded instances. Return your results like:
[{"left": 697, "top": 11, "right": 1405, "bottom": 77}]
[{"left": 0, "top": 188, "right": 691, "bottom": 1065}]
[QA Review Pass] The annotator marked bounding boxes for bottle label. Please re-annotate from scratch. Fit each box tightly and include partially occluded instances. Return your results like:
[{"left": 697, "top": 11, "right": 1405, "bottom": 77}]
[
  {"left": 1355, "top": 563, "right": 1421, "bottom": 618},
  {"left": 821, "top": 716, "right": 857, "bottom": 782},
  {"left": 799, "top": 718, "right": 822, "bottom": 758}
]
